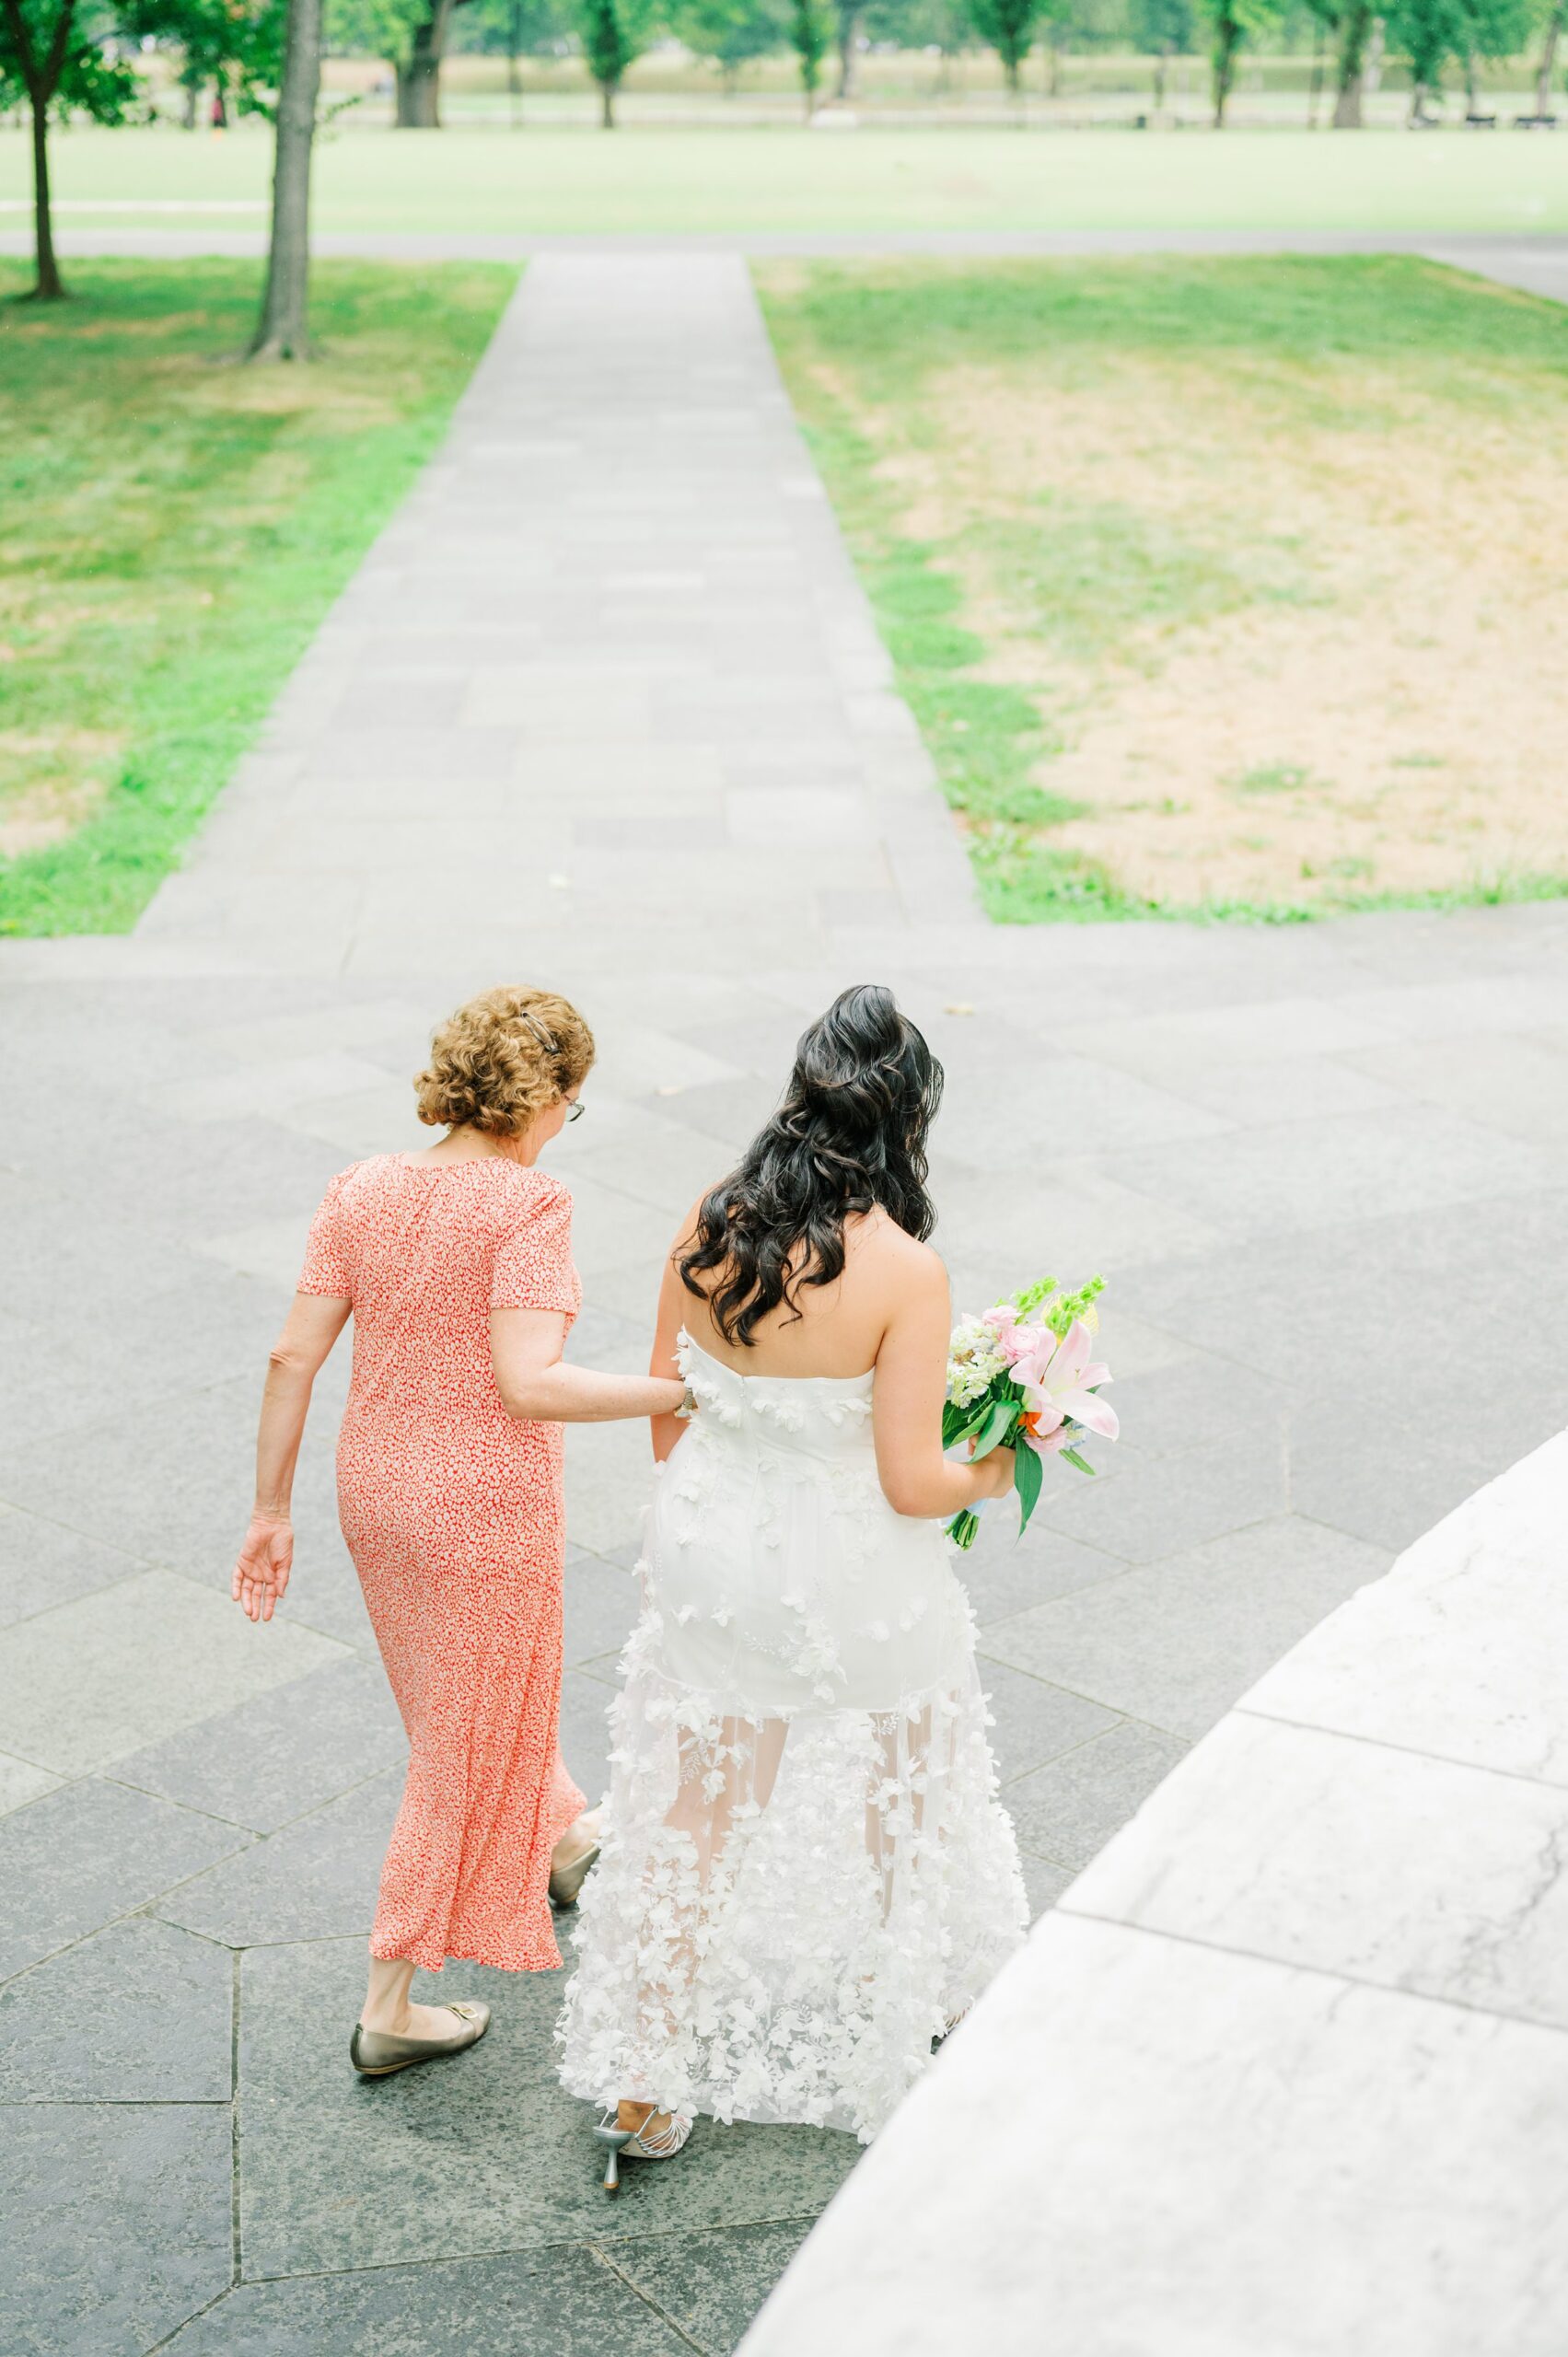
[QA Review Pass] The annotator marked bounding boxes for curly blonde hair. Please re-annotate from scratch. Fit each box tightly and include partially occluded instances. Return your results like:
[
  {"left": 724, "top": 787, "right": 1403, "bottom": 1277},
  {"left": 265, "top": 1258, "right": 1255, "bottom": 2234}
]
[{"left": 413, "top": 986, "right": 596, "bottom": 1137}]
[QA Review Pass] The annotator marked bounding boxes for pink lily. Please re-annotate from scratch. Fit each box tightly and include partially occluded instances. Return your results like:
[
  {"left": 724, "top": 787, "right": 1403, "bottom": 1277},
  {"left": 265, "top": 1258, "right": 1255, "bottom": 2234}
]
[{"left": 1015, "top": 1319, "right": 1120, "bottom": 1452}]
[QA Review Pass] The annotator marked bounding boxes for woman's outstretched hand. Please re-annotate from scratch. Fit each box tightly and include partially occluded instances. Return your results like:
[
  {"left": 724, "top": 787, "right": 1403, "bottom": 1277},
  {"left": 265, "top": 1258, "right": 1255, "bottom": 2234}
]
[{"left": 233, "top": 1512, "right": 294, "bottom": 1622}]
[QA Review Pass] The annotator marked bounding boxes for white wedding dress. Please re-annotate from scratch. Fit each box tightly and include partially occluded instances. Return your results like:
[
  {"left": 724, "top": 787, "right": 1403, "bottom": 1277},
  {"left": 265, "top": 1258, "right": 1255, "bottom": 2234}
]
[{"left": 556, "top": 1331, "right": 1029, "bottom": 2143}]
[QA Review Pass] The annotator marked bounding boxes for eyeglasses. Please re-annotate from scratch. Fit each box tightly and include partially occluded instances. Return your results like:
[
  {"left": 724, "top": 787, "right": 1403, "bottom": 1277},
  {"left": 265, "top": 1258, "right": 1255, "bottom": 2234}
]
[{"left": 565, "top": 1100, "right": 585, "bottom": 1123}]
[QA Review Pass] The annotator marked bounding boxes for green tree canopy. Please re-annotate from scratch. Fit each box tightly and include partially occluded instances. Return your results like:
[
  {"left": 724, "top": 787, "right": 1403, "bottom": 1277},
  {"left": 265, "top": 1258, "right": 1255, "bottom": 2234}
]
[
  {"left": 669, "top": 0, "right": 783, "bottom": 75},
  {"left": 576, "top": 0, "right": 657, "bottom": 120},
  {"left": 968, "top": 0, "right": 1043, "bottom": 87},
  {"left": 1387, "top": 0, "right": 1531, "bottom": 108},
  {"left": 449, "top": 0, "right": 573, "bottom": 44},
  {"left": 1128, "top": 0, "right": 1193, "bottom": 49},
  {"left": 670, "top": 0, "right": 784, "bottom": 78},
  {"left": 786, "top": 0, "right": 825, "bottom": 104},
  {"left": 124, "top": 0, "right": 285, "bottom": 117}
]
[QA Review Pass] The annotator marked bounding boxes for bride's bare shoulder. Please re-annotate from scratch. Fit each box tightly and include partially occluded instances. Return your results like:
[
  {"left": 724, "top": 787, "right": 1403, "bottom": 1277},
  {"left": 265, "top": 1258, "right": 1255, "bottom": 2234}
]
[{"left": 845, "top": 1209, "right": 946, "bottom": 1290}]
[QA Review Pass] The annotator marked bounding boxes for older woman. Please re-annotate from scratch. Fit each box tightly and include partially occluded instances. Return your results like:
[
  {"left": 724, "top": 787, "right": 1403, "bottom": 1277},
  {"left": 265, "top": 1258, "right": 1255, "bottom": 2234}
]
[{"left": 232, "top": 985, "right": 685, "bottom": 2075}]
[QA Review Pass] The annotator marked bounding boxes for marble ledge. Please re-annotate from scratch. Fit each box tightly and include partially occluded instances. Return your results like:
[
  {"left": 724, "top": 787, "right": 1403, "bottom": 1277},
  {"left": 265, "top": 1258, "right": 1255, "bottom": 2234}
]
[{"left": 741, "top": 1429, "right": 1568, "bottom": 2356}]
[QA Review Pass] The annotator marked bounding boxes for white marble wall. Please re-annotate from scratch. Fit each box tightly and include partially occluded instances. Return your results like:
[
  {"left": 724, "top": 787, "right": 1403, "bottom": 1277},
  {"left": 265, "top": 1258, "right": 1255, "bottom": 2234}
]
[{"left": 741, "top": 1432, "right": 1568, "bottom": 2355}]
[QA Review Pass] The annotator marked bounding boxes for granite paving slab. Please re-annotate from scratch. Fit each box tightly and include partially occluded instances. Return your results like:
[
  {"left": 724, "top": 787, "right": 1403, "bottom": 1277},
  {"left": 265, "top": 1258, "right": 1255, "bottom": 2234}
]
[
  {"left": 957, "top": 1524, "right": 1132, "bottom": 1628},
  {"left": 1005, "top": 1719, "right": 1191, "bottom": 1875},
  {"left": 0, "top": 1916, "right": 233, "bottom": 2102},
  {"left": 0, "top": 1778, "right": 250, "bottom": 1984},
  {"left": 610, "top": 2222, "right": 819, "bottom": 2357},
  {"left": 0, "top": 1751, "right": 61, "bottom": 1817},
  {"left": 159, "top": 2252, "right": 698, "bottom": 2356},
  {"left": 157, "top": 1767, "right": 403, "bottom": 1949},
  {"left": 0, "top": 1566, "right": 348, "bottom": 1777},
  {"left": 0, "top": 1504, "right": 143, "bottom": 1630},
  {"left": 978, "top": 1660, "right": 1122, "bottom": 1783},
  {"left": 563, "top": 1553, "right": 643, "bottom": 1670},
  {"left": 113, "top": 1655, "right": 407, "bottom": 1835},
  {"left": 1031, "top": 1429, "right": 1289, "bottom": 1566},
  {"left": 0, "top": 2102, "right": 232, "bottom": 2357},
  {"left": 981, "top": 1517, "right": 1388, "bottom": 1738}
]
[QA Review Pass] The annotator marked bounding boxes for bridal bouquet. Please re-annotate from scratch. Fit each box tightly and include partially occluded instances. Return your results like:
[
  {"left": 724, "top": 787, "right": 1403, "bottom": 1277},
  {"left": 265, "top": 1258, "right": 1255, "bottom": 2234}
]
[{"left": 943, "top": 1274, "right": 1119, "bottom": 1550}]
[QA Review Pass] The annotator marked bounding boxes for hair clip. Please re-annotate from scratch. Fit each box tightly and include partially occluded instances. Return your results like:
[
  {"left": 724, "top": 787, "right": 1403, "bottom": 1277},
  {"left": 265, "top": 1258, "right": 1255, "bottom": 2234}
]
[{"left": 517, "top": 1007, "right": 560, "bottom": 1057}]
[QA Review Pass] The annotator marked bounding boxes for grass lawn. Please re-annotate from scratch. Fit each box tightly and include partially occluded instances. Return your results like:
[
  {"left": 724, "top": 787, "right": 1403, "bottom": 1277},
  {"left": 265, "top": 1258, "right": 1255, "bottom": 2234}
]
[
  {"left": 757, "top": 253, "right": 1568, "bottom": 923},
  {"left": 0, "top": 259, "right": 515, "bottom": 935},
  {"left": 1, "top": 123, "right": 1565, "bottom": 238}
]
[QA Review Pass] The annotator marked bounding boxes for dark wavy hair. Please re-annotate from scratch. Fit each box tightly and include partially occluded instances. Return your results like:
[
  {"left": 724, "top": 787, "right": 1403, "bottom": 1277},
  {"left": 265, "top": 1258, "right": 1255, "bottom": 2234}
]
[{"left": 679, "top": 983, "right": 943, "bottom": 1347}]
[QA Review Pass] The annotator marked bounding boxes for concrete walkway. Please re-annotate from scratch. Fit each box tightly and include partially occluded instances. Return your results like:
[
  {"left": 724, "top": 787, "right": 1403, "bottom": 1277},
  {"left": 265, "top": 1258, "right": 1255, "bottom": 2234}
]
[{"left": 6, "top": 255, "right": 1568, "bottom": 2356}]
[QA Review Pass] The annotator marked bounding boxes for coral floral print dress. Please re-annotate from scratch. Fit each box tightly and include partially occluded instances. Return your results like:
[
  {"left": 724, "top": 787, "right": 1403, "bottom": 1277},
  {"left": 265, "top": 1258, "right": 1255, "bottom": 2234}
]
[{"left": 298, "top": 1154, "right": 586, "bottom": 1974}]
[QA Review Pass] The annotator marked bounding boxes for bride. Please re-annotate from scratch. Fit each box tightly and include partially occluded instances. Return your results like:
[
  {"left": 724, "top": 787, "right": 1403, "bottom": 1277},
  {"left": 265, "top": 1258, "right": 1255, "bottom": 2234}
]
[{"left": 556, "top": 983, "right": 1029, "bottom": 2181}]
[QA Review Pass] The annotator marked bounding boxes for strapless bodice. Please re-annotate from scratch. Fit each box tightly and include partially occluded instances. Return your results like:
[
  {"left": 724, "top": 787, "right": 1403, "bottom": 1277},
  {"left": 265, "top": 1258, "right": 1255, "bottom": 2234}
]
[{"left": 675, "top": 1330, "right": 876, "bottom": 1465}]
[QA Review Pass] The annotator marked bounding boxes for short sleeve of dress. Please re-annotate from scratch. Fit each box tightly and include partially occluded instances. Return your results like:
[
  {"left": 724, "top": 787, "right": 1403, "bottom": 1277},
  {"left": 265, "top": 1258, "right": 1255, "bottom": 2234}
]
[
  {"left": 297, "top": 1169, "right": 354, "bottom": 1298},
  {"left": 491, "top": 1179, "right": 577, "bottom": 1314}
]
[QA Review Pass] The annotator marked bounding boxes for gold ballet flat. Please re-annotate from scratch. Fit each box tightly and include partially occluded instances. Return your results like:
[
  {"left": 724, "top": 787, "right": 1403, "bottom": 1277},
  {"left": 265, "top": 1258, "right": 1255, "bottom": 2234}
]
[
  {"left": 349, "top": 2000, "right": 491, "bottom": 2078},
  {"left": 549, "top": 1840, "right": 601, "bottom": 1911}
]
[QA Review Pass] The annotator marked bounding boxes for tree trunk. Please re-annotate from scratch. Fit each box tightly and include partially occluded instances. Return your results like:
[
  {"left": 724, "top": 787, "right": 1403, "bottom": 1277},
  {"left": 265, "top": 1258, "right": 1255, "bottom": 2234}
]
[
  {"left": 1463, "top": 43, "right": 1478, "bottom": 109},
  {"left": 1212, "top": 15, "right": 1238, "bottom": 123},
  {"left": 394, "top": 0, "right": 454, "bottom": 127},
  {"left": 599, "top": 76, "right": 616, "bottom": 124},
  {"left": 250, "top": 0, "right": 321, "bottom": 360},
  {"left": 1331, "top": 0, "right": 1370, "bottom": 124},
  {"left": 0, "top": 0, "right": 72, "bottom": 299},
  {"left": 1153, "top": 41, "right": 1169, "bottom": 110},
  {"left": 1307, "top": 14, "right": 1324, "bottom": 123},
  {"left": 181, "top": 76, "right": 198, "bottom": 127},
  {"left": 1534, "top": 0, "right": 1562, "bottom": 110},
  {"left": 834, "top": 0, "right": 860, "bottom": 97},
  {"left": 506, "top": 0, "right": 522, "bottom": 126},
  {"left": 28, "top": 84, "right": 65, "bottom": 301}
]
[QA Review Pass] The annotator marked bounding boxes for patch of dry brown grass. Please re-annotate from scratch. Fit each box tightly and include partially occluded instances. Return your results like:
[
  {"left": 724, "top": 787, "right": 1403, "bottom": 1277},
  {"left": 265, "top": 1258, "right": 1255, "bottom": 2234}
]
[
  {"left": 889, "top": 351, "right": 1568, "bottom": 906},
  {"left": 761, "top": 257, "right": 1568, "bottom": 918}
]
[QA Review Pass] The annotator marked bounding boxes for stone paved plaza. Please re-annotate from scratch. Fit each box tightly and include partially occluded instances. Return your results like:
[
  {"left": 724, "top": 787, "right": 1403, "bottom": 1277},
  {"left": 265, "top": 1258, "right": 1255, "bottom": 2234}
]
[{"left": 5, "top": 255, "right": 1568, "bottom": 2356}]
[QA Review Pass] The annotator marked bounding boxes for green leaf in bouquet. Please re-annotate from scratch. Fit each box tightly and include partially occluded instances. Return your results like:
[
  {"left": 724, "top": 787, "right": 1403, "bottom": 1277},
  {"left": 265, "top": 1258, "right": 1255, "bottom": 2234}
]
[
  {"left": 947, "top": 1508, "right": 981, "bottom": 1550},
  {"left": 1014, "top": 1435, "right": 1043, "bottom": 1536},
  {"left": 943, "top": 1400, "right": 993, "bottom": 1450},
  {"left": 1061, "top": 1446, "right": 1097, "bottom": 1476},
  {"left": 970, "top": 1397, "right": 1019, "bottom": 1461}
]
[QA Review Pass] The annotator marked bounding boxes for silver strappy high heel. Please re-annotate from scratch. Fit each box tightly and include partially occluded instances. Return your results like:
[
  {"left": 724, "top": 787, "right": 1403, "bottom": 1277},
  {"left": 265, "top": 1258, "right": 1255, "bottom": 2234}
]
[{"left": 593, "top": 2107, "right": 693, "bottom": 2192}]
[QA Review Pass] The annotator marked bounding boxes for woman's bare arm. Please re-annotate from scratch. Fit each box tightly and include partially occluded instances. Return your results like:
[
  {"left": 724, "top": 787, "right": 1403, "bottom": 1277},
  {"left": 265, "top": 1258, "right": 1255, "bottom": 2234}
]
[
  {"left": 872, "top": 1252, "right": 1014, "bottom": 1520},
  {"left": 648, "top": 1225, "right": 700, "bottom": 1463},
  {"left": 234, "top": 1291, "right": 351, "bottom": 1622},
  {"left": 491, "top": 1307, "right": 684, "bottom": 1423}
]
